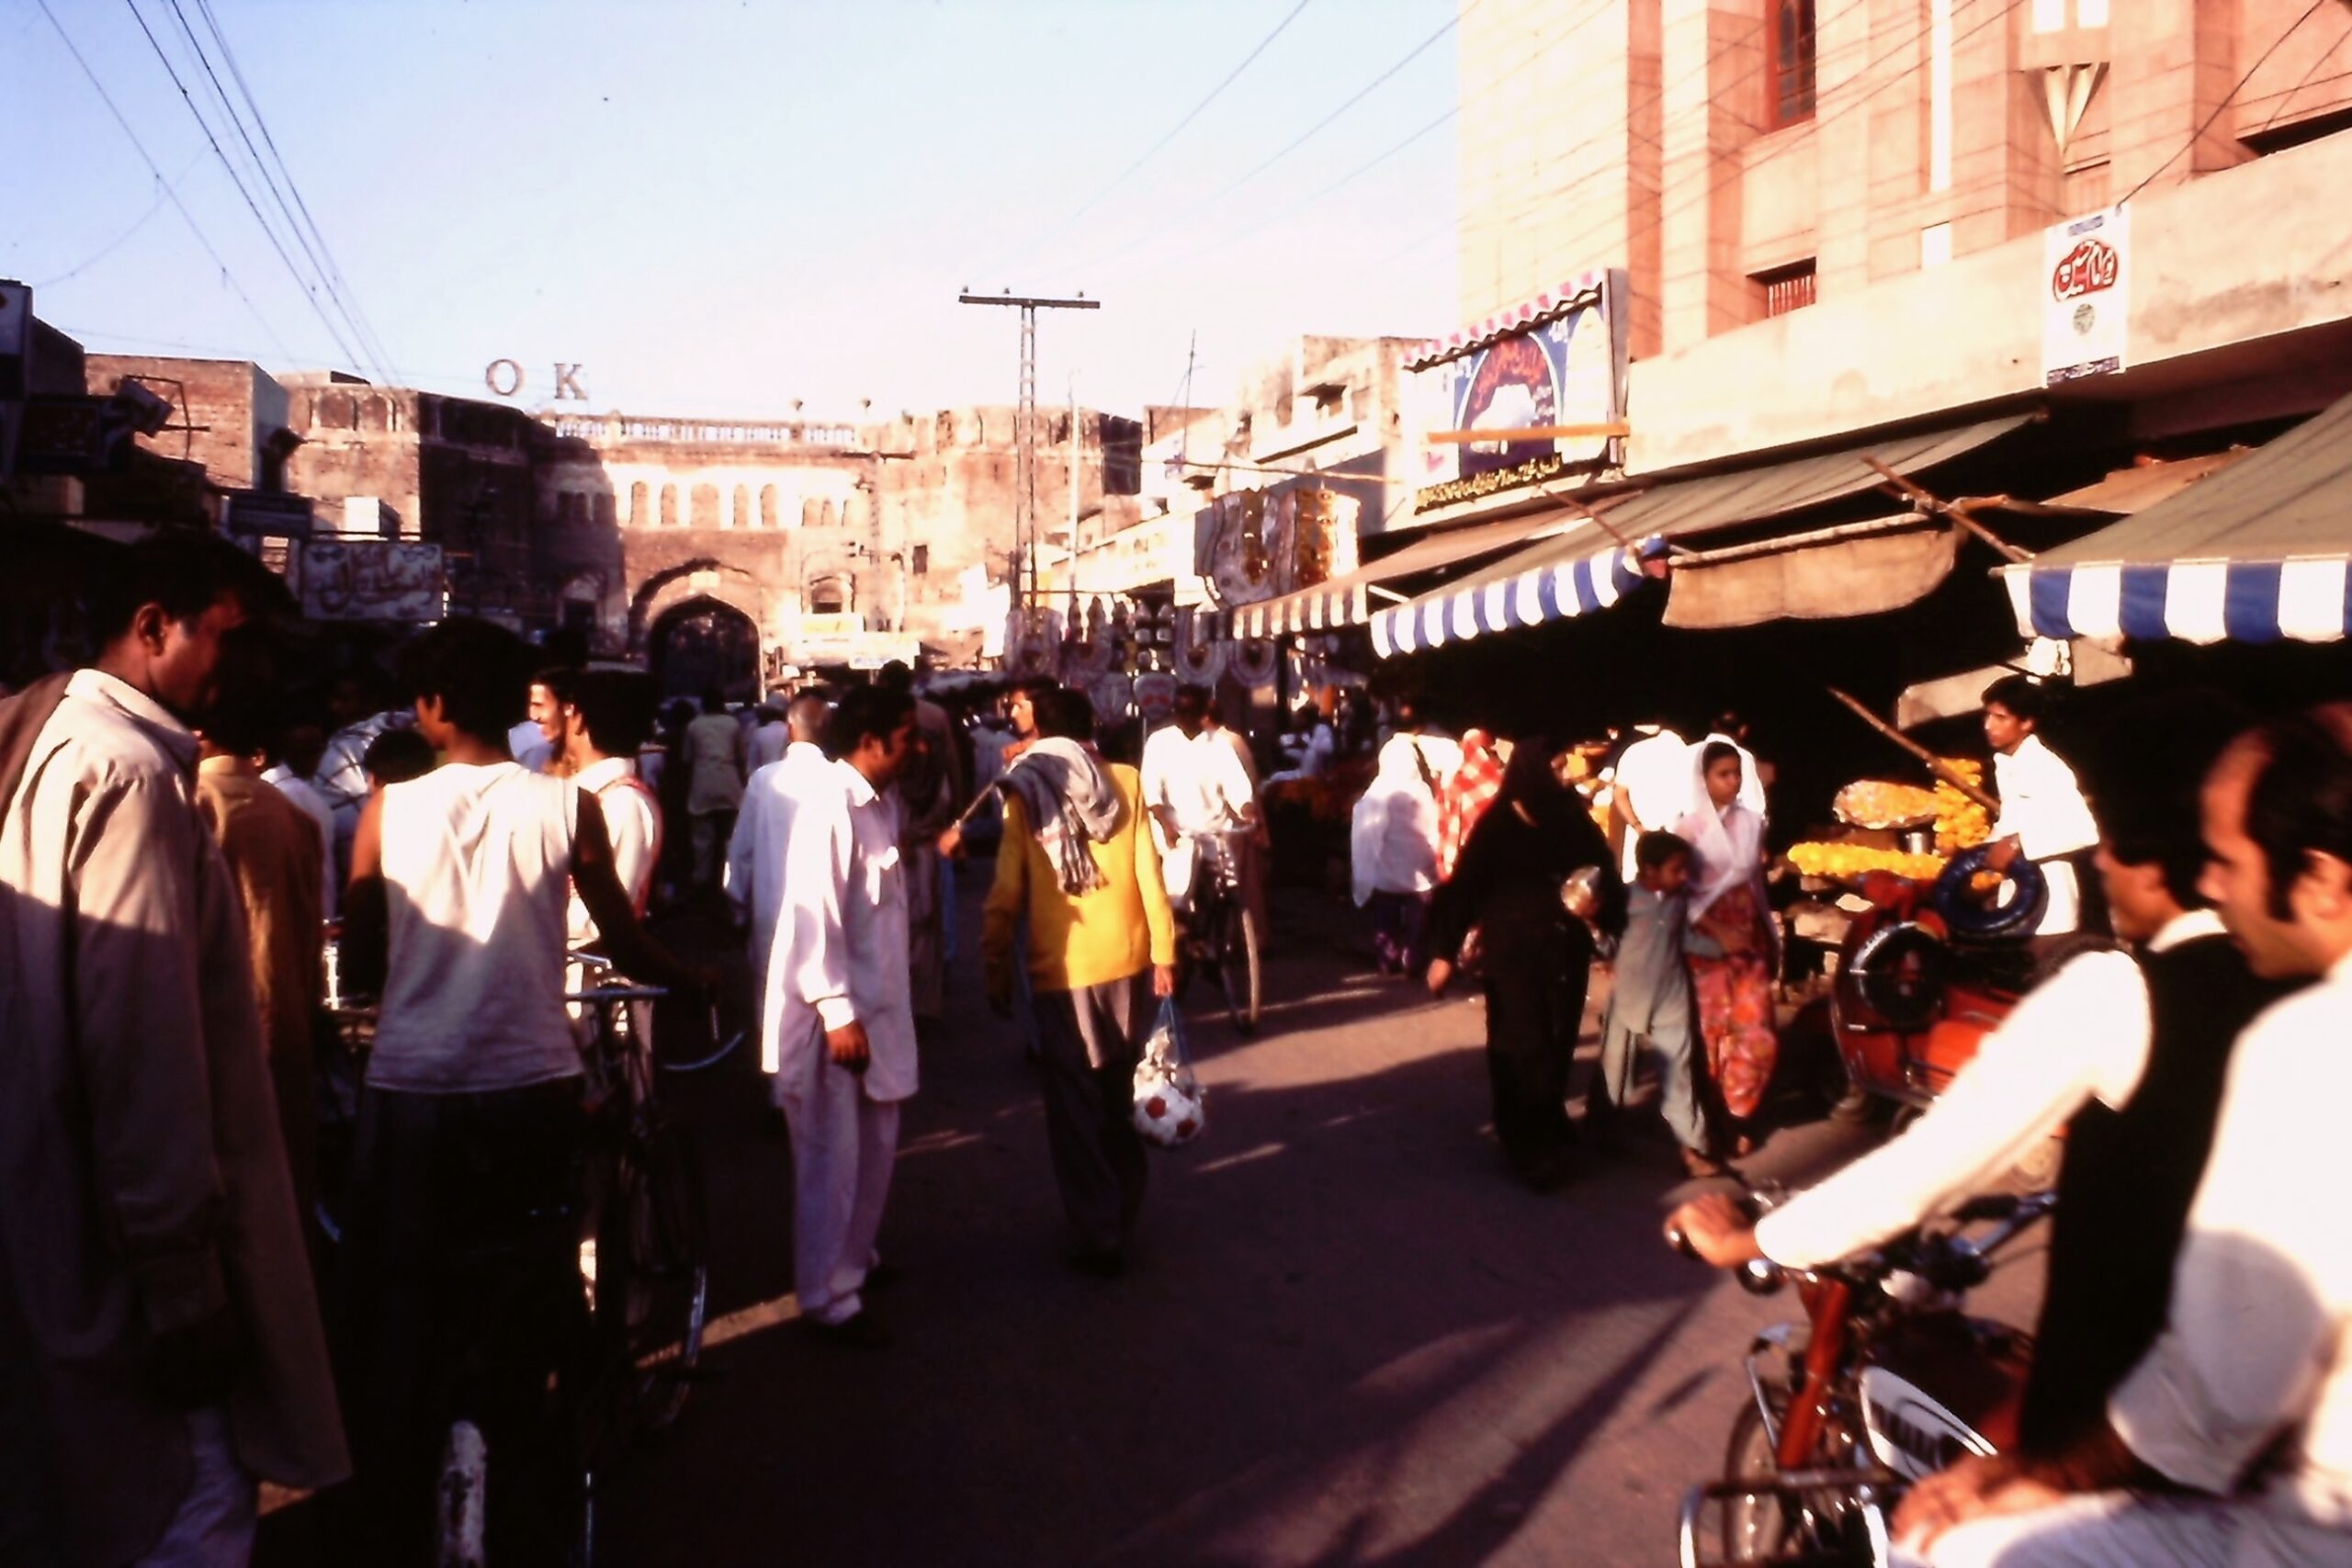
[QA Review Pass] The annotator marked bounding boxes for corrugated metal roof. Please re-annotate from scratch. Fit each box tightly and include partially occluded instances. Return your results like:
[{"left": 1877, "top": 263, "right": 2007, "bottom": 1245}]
[{"left": 2029, "top": 391, "right": 2352, "bottom": 567}]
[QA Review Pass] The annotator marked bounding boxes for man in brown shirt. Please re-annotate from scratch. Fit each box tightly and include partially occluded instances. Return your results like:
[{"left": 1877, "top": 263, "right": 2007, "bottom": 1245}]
[{"left": 194, "top": 628, "right": 327, "bottom": 1268}]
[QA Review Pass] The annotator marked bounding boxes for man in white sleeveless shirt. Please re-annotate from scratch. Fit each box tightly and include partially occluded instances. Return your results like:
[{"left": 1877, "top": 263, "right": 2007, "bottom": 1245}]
[{"left": 338, "top": 617, "right": 701, "bottom": 1562}]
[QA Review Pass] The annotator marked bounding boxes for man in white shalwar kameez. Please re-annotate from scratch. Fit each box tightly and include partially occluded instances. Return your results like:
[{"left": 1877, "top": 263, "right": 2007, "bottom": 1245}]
[
  {"left": 1982, "top": 675, "right": 2103, "bottom": 939},
  {"left": 762, "top": 685, "right": 918, "bottom": 1345},
  {"left": 726, "top": 692, "right": 835, "bottom": 986}
]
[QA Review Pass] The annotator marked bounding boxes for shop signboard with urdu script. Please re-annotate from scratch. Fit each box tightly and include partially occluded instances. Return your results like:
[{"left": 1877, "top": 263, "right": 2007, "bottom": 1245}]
[
  {"left": 1408, "top": 268, "right": 1629, "bottom": 513},
  {"left": 300, "top": 540, "right": 447, "bottom": 623},
  {"left": 2043, "top": 204, "right": 2129, "bottom": 386}
]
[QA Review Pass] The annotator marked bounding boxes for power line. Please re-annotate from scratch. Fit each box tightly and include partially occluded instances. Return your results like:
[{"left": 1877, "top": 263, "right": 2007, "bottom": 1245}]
[
  {"left": 187, "top": 0, "right": 406, "bottom": 386},
  {"left": 1067, "top": 0, "right": 1480, "bottom": 278},
  {"left": 2121, "top": 0, "right": 2332, "bottom": 205},
  {"left": 978, "top": 0, "right": 1317, "bottom": 284},
  {"left": 118, "top": 0, "right": 372, "bottom": 373},
  {"left": 33, "top": 151, "right": 206, "bottom": 288},
  {"left": 31, "top": 0, "right": 296, "bottom": 360}
]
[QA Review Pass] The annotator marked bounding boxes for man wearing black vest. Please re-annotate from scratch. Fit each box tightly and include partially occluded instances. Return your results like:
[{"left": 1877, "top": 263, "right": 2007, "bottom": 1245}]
[{"left": 1668, "top": 692, "right": 2290, "bottom": 1451}]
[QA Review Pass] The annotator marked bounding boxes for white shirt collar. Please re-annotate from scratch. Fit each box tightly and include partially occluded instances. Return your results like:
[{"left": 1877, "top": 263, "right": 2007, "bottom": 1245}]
[
  {"left": 786, "top": 740, "right": 825, "bottom": 762},
  {"left": 2147, "top": 908, "right": 2227, "bottom": 953},
  {"left": 572, "top": 755, "right": 633, "bottom": 792},
  {"left": 838, "top": 758, "right": 879, "bottom": 807},
  {"left": 68, "top": 668, "right": 197, "bottom": 768}
]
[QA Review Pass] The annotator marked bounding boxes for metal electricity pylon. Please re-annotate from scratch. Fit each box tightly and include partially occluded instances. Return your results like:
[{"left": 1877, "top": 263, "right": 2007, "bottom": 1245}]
[{"left": 958, "top": 289, "right": 1099, "bottom": 610}]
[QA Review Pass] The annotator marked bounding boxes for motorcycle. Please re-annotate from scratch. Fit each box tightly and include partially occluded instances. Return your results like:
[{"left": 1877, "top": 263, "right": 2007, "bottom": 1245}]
[
  {"left": 1667, "top": 1184, "right": 2056, "bottom": 1568},
  {"left": 1829, "top": 850, "right": 2048, "bottom": 1112}
]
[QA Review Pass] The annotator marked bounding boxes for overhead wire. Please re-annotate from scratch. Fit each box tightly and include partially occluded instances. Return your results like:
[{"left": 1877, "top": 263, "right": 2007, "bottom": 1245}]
[
  {"left": 2119, "top": 0, "right": 2331, "bottom": 208},
  {"left": 157, "top": 0, "right": 389, "bottom": 384},
  {"left": 30, "top": 0, "right": 296, "bottom": 361},
  {"left": 118, "top": 0, "right": 373, "bottom": 375},
  {"left": 33, "top": 151, "right": 206, "bottom": 288},
  {"left": 975, "top": 0, "right": 1317, "bottom": 285},
  {"left": 191, "top": 0, "right": 408, "bottom": 385}
]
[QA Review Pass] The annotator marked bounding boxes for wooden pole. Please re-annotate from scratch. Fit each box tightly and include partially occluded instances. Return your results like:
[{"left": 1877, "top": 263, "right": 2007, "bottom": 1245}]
[
  {"left": 1864, "top": 457, "right": 2033, "bottom": 564},
  {"left": 1826, "top": 685, "right": 2001, "bottom": 811}
]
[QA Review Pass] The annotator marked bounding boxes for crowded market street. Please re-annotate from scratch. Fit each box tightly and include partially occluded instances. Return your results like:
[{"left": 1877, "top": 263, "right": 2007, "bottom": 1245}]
[{"left": 261, "top": 874, "right": 2035, "bottom": 1568}]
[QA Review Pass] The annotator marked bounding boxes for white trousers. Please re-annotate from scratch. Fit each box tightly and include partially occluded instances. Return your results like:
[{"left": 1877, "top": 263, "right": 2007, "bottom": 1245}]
[
  {"left": 1900, "top": 1491, "right": 2352, "bottom": 1568},
  {"left": 135, "top": 1410, "right": 256, "bottom": 1568},
  {"left": 777, "top": 1064, "right": 901, "bottom": 1326}
]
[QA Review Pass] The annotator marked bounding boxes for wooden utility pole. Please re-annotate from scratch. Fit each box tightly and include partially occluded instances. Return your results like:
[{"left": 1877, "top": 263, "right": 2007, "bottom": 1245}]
[{"left": 958, "top": 290, "right": 1100, "bottom": 611}]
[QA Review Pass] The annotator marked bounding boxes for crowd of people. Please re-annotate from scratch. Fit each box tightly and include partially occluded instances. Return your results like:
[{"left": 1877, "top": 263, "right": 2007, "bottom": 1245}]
[{"left": 6, "top": 527, "right": 2351, "bottom": 1568}]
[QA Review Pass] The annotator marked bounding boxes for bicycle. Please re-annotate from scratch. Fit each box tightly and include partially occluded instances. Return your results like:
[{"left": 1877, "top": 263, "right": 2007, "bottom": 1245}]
[{"left": 1178, "top": 826, "right": 1262, "bottom": 1035}]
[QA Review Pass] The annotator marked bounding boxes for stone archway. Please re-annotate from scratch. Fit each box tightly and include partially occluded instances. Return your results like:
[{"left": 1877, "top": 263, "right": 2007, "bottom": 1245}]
[
  {"left": 647, "top": 595, "right": 760, "bottom": 703},
  {"left": 627, "top": 557, "right": 765, "bottom": 657}
]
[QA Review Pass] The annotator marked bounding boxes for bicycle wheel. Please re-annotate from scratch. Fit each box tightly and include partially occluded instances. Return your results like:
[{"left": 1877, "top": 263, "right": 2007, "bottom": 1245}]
[
  {"left": 604, "top": 1114, "right": 710, "bottom": 1433},
  {"left": 1218, "top": 900, "right": 1261, "bottom": 1035}
]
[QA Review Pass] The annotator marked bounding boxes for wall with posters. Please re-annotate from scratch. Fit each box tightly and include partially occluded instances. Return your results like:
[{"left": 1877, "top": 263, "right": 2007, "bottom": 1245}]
[{"left": 299, "top": 540, "right": 447, "bottom": 623}]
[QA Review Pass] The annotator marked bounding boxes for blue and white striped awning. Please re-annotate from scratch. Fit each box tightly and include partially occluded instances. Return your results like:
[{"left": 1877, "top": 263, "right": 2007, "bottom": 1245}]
[
  {"left": 1369, "top": 536, "right": 1653, "bottom": 657},
  {"left": 2002, "top": 556, "right": 2352, "bottom": 644},
  {"left": 1997, "top": 390, "right": 2352, "bottom": 646}
]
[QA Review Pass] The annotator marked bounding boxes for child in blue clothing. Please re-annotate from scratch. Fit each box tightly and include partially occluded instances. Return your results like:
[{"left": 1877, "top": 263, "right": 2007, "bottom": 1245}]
[{"left": 1589, "top": 830, "right": 1724, "bottom": 1176}]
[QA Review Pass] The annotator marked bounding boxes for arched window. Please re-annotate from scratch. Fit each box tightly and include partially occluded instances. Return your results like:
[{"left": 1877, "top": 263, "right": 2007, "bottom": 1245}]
[
  {"left": 730, "top": 484, "right": 751, "bottom": 531},
  {"left": 760, "top": 485, "right": 779, "bottom": 529},
  {"left": 659, "top": 484, "right": 678, "bottom": 528},
  {"left": 690, "top": 483, "right": 720, "bottom": 529},
  {"left": 1769, "top": 0, "right": 1816, "bottom": 129},
  {"left": 629, "top": 480, "right": 650, "bottom": 526},
  {"left": 801, "top": 497, "right": 820, "bottom": 528},
  {"left": 808, "top": 577, "right": 847, "bottom": 615}
]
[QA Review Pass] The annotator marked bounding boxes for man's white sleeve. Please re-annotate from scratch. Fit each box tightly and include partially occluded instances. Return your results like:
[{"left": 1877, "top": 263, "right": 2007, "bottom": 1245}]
[
  {"left": 774, "top": 791, "right": 857, "bottom": 1032},
  {"left": 1755, "top": 952, "right": 2148, "bottom": 1269}
]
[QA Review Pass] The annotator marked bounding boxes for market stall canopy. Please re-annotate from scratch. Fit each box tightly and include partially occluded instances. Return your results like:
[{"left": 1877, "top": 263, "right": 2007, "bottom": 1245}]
[
  {"left": 2000, "top": 391, "right": 2352, "bottom": 645},
  {"left": 2039, "top": 449, "right": 2248, "bottom": 516},
  {"left": 1221, "top": 512, "right": 1563, "bottom": 640},
  {"left": 1370, "top": 412, "right": 2034, "bottom": 657}
]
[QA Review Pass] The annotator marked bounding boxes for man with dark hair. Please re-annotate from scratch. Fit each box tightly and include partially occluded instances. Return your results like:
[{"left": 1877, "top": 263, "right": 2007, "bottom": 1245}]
[
  {"left": 1894, "top": 703, "right": 2352, "bottom": 1565},
  {"left": 728, "top": 690, "right": 835, "bottom": 998},
  {"left": 763, "top": 682, "right": 919, "bottom": 1346},
  {"left": 264, "top": 714, "right": 338, "bottom": 918},
  {"left": 565, "top": 670, "right": 663, "bottom": 934},
  {"left": 1669, "top": 694, "right": 2302, "bottom": 1553},
  {"left": 0, "top": 531, "right": 347, "bottom": 1564},
  {"left": 1982, "top": 673, "right": 2102, "bottom": 939},
  {"left": 1139, "top": 682, "right": 1257, "bottom": 911},
  {"left": 879, "top": 661, "right": 965, "bottom": 1024},
  {"left": 193, "top": 627, "right": 331, "bottom": 1271},
  {"left": 361, "top": 727, "right": 435, "bottom": 789},
  {"left": 513, "top": 664, "right": 579, "bottom": 776},
  {"left": 983, "top": 686, "right": 1177, "bottom": 1276},
  {"left": 684, "top": 686, "right": 748, "bottom": 888},
  {"left": 340, "top": 616, "right": 702, "bottom": 1557}
]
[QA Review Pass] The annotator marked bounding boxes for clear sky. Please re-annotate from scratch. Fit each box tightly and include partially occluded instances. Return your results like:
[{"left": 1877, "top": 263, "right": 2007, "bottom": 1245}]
[{"left": 6, "top": 0, "right": 1463, "bottom": 422}]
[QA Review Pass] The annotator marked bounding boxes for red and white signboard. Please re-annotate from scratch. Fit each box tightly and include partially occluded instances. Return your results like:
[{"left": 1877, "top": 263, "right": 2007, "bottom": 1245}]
[{"left": 2042, "top": 205, "right": 2129, "bottom": 386}]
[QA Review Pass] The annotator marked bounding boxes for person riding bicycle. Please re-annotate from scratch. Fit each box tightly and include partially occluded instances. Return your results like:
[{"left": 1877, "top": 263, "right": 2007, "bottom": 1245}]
[
  {"left": 1666, "top": 695, "right": 2316, "bottom": 1563},
  {"left": 338, "top": 617, "right": 707, "bottom": 1563},
  {"left": 1139, "top": 682, "right": 1256, "bottom": 912}
]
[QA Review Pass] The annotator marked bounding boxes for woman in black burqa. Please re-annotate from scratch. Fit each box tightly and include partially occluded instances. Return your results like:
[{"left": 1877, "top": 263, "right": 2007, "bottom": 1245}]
[{"left": 1426, "top": 738, "right": 1625, "bottom": 1190}]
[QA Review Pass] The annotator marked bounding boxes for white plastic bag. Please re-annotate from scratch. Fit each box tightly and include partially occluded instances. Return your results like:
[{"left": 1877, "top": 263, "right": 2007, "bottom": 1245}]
[{"left": 1131, "top": 998, "right": 1206, "bottom": 1149}]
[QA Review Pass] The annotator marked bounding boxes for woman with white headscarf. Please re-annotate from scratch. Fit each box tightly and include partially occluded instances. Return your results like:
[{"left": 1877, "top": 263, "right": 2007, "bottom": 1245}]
[
  {"left": 1351, "top": 726, "right": 1450, "bottom": 975},
  {"left": 1676, "top": 739, "right": 1779, "bottom": 1152}
]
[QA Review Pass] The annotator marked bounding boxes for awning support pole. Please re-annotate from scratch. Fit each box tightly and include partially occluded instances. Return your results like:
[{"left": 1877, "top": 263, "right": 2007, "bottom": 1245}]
[
  {"left": 1826, "top": 686, "right": 2003, "bottom": 811},
  {"left": 1865, "top": 458, "right": 2033, "bottom": 564}
]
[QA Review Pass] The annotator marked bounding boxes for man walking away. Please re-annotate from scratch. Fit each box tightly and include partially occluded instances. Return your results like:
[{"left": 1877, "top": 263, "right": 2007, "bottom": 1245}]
[
  {"left": 881, "top": 661, "right": 965, "bottom": 1027},
  {"left": 0, "top": 533, "right": 346, "bottom": 1568},
  {"left": 194, "top": 627, "right": 332, "bottom": 1269},
  {"left": 263, "top": 716, "right": 338, "bottom": 919},
  {"left": 727, "top": 690, "right": 835, "bottom": 994},
  {"left": 763, "top": 685, "right": 920, "bottom": 1348},
  {"left": 684, "top": 687, "right": 748, "bottom": 889},
  {"left": 563, "top": 670, "right": 663, "bottom": 937},
  {"left": 982, "top": 688, "right": 1178, "bottom": 1277},
  {"left": 338, "top": 617, "right": 701, "bottom": 1563}
]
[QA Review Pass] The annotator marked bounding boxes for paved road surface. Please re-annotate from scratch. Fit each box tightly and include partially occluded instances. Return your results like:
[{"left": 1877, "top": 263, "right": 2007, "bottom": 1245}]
[{"left": 265, "top": 870, "right": 2045, "bottom": 1566}]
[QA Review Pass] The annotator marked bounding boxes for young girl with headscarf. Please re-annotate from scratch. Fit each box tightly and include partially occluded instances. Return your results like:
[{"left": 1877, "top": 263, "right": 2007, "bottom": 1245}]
[{"left": 1676, "top": 739, "right": 1779, "bottom": 1153}]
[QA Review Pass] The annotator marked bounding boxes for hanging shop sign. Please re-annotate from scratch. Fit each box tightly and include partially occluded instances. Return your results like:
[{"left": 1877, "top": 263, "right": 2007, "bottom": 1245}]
[
  {"left": 1407, "top": 268, "right": 1630, "bottom": 513},
  {"left": 2042, "top": 205, "right": 2129, "bottom": 386},
  {"left": 299, "top": 540, "right": 447, "bottom": 623},
  {"left": 1194, "top": 485, "right": 1354, "bottom": 608}
]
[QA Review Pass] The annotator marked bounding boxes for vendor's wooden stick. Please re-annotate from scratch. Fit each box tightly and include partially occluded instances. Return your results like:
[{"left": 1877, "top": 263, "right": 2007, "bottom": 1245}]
[{"left": 1826, "top": 686, "right": 2002, "bottom": 811}]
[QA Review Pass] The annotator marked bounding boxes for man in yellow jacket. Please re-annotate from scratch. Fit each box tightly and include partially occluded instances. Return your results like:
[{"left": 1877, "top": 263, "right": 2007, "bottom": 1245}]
[{"left": 982, "top": 685, "right": 1178, "bottom": 1277}]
